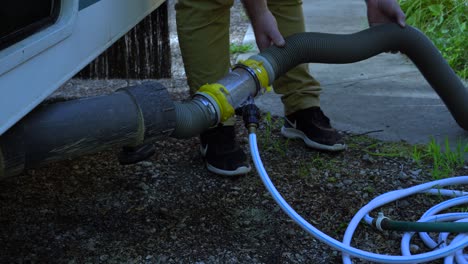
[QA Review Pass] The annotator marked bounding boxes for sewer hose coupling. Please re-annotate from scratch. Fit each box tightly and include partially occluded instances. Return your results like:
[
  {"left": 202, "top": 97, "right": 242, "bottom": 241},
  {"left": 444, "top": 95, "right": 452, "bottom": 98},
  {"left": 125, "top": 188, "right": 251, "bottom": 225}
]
[
  {"left": 196, "top": 83, "right": 235, "bottom": 123},
  {"left": 235, "top": 59, "right": 272, "bottom": 95},
  {"left": 172, "top": 60, "right": 273, "bottom": 138}
]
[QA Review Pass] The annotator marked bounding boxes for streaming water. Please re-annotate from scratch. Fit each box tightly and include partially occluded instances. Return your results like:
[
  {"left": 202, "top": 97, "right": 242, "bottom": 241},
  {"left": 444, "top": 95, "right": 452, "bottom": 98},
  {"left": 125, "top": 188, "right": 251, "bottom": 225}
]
[{"left": 77, "top": 4, "right": 170, "bottom": 79}]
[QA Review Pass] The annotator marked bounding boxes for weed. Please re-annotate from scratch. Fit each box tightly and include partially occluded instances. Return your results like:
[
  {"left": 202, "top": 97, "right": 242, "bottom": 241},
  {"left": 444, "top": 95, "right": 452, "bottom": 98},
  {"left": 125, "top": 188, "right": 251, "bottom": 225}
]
[
  {"left": 349, "top": 134, "right": 466, "bottom": 179},
  {"left": 229, "top": 43, "right": 255, "bottom": 54},
  {"left": 296, "top": 153, "right": 340, "bottom": 178},
  {"left": 258, "top": 112, "right": 288, "bottom": 156},
  {"left": 427, "top": 137, "right": 467, "bottom": 179},
  {"left": 362, "top": 140, "right": 414, "bottom": 159},
  {"left": 412, "top": 145, "right": 424, "bottom": 165},
  {"left": 335, "top": 221, "right": 349, "bottom": 234},
  {"left": 452, "top": 206, "right": 468, "bottom": 213},
  {"left": 398, "top": 0, "right": 467, "bottom": 79},
  {"left": 311, "top": 154, "right": 339, "bottom": 173},
  {"left": 363, "top": 186, "right": 375, "bottom": 194},
  {"left": 327, "top": 177, "right": 337, "bottom": 183},
  {"left": 347, "top": 135, "right": 379, "bottom": 149},
  {"left": 298, "top": 162, "right": 311, "bottom": 178},
  {"left": 381, "top": 142, "right": 414, "bottom": 157},
  {"left": 310, "top": 154, "right": 327, "bottom": 169}
]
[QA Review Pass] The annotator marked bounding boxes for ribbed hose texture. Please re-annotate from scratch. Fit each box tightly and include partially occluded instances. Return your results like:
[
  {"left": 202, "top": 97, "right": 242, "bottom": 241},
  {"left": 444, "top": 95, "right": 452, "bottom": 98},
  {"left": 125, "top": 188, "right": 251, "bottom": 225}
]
[
  {"left": 259, "top": 24, "right": 468, "bottom": 130},
  {"left": 172, "top": 100, "right": 215, "bottom": 138}
]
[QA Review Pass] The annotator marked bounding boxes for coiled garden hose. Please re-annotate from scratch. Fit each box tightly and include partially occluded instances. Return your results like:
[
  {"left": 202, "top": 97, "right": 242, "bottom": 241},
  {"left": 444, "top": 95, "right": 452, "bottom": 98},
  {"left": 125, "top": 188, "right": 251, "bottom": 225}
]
[
  {"left": 249, "top": 132, "right": 468, "bottom": 263},
  {"left": 242, "top": 102, "right": 468, "bottom": 263},
  {"left": 375, "top": 216, "right": 468, "bottom": 233}
]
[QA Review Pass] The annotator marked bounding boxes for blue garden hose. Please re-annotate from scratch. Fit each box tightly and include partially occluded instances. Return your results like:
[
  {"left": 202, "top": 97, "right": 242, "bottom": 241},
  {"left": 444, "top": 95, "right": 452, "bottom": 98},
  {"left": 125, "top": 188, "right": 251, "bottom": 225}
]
[{"left": 240, "top": 102, "right": 468, "bottom": 264}]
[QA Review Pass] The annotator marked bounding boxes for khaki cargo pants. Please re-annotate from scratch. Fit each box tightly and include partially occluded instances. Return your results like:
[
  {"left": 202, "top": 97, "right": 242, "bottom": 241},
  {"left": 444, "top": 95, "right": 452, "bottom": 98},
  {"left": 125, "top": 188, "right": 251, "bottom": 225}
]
[{"left": 176, "top": 0, "right": 322, "bottom": 124}]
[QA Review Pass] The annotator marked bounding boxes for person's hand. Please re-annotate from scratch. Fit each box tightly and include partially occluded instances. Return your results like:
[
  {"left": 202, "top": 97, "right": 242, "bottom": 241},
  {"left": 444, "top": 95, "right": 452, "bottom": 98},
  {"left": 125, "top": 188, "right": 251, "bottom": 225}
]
[
  {"left": 365, "top": 0, "right": 406, "bottom": 27},
  {"left": 250, "top": 10, "right": 285, "bottom": 51}
]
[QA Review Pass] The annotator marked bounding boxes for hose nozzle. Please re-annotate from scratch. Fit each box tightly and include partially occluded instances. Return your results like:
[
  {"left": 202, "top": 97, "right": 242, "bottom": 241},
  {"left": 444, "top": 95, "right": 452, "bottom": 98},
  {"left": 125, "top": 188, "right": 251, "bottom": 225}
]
[{"left": 238, "top": 97, "right": 261, "bottom": 134}]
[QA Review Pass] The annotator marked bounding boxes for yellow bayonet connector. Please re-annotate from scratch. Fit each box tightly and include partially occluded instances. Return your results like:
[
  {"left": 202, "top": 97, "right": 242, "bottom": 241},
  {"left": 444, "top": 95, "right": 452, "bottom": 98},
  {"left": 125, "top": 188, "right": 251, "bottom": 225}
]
[
  {"left": 238, "top": 59, "right": 272, "bottom": 93},
  {"left": 197, "top": 83, "right": 235, "bottom": 123}
]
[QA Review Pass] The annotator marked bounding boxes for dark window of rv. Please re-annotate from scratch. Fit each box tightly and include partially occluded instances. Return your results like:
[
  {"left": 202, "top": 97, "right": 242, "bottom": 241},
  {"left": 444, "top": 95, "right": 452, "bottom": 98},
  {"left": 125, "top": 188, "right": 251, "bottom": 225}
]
[{"left": 0, "top": 0, "right": 61, "bottom": 50}]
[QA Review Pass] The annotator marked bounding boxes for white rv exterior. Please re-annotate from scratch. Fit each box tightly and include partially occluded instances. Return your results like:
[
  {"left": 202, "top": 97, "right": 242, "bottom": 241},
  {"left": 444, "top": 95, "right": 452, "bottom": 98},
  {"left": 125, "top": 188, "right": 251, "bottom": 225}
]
[{"left": 0, "top": 0, "right": 166, "bottom": 135}]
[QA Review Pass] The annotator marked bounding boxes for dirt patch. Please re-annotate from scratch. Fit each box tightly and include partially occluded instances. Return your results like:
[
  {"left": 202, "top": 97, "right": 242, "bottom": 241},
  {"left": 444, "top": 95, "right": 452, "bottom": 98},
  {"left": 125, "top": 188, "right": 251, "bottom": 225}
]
[
  {"left": 1, "top": 1, "right": 467, "bottom": 264},
  {"left": 1, "top": 116, "right": 467, "bottom": 263}
]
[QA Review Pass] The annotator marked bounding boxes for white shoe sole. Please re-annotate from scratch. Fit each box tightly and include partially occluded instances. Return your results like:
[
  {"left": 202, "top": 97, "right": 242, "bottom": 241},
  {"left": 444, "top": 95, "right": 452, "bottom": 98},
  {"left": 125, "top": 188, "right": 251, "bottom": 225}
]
[
  {"left": 281, "top": 126, "right": 346, "bottom": 151},
  {"left": 206, "top": 163, "right": 251, "bottom": 176}
]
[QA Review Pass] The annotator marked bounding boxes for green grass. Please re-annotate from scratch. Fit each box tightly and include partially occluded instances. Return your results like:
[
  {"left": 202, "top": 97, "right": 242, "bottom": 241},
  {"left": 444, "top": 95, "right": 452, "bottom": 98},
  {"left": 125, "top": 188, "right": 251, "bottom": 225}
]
[
  {"left": 258, "top": 112, "right": 289, "bottom": 156},
  {"left": 229, "top": 43, "right": 255, "bottom": 54},
  {"left": 426, "top": 138, "right": 467, "bottom": 179},
  {"left": 298, "top": 154, "right": 340, "bottom": 178},
  {"left": 411, "top": 145, "right": 424, "bottom": 165},
  {"left": 365, "top": 141, "right": 414, "bottom": 158},
  {"left": 398, "top": 0, "right": 467, "bottom": 79},
  {"left": 349, "top": 135, "right": 415, "bottom": 159},
  {"left": 410, "top": 137, "right": 467, "bottom": 179},
  {"left": 350, "top": 134, "right": 467, "bottom": 179},
  {"left": 257, "top": 115, "right": 467, "bottom": 180}
]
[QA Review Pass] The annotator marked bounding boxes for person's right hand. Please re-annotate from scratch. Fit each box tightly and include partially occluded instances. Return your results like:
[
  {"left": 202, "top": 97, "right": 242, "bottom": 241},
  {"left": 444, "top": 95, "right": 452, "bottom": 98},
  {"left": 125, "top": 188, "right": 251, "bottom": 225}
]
[
  {"left": 365, "top": 0, "right": 406, "bottom": 27},
  {"left": 250, "top": 9, "right": 285, "bottom": 51}
]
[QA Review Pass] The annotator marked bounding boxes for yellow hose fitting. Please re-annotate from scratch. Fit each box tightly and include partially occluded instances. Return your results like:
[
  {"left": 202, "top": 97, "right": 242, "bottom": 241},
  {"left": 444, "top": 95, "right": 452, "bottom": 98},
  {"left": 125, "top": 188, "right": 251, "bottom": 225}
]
[
  {"left": 197, "top": 83, "right": 235, "bottom": 122},
  {"left": 239, "top": 59, "right": 272, "bottom": 93}
]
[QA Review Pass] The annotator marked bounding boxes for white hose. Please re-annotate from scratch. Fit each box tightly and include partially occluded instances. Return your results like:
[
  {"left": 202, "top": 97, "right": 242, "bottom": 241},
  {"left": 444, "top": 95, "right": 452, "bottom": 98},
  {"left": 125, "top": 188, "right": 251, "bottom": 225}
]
[{"left": 249, "top": 132, "right": 468, "bottom": 263}]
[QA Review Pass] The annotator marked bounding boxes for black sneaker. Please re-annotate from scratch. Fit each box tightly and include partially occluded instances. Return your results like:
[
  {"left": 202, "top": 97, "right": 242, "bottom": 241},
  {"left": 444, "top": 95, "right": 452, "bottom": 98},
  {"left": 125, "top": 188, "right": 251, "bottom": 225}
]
[
  {"left": 281, "top": 107, "right": 346, "bottom": 151},
  {"left": 200, "top": 125, "right": 251, "bottom": 176}
]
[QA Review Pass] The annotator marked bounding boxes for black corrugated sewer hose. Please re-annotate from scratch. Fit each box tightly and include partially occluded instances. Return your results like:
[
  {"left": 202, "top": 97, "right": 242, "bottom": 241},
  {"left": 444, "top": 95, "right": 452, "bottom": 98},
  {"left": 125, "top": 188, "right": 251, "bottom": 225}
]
[
  {"left": 0, "top": 24, "right": 466, "bottom": 177},
  {"left": 252, "top": 24, "right": 467, "bottom": 130}
]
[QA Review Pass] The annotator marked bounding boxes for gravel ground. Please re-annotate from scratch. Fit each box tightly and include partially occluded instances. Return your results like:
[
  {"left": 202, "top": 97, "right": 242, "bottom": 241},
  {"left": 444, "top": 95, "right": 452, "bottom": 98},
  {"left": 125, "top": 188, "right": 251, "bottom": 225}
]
[{"left": 1, "top": 1, "right": 468, "bottom": 264}]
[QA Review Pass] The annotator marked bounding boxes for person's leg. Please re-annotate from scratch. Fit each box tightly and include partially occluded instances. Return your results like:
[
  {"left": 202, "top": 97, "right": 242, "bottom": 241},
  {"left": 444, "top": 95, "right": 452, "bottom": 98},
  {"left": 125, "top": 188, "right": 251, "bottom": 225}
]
[
  {"left": 176, "top": 0, "right": 250, "bottom": 175},
  {"left": 267, "top": 0, "right": 345, "bottom": 151},
  {"left": 176, "top": 0, "right": 231, "bottom": 92},
  {"left": 267, "top": 0, "right": 321, "bottom": 114}
]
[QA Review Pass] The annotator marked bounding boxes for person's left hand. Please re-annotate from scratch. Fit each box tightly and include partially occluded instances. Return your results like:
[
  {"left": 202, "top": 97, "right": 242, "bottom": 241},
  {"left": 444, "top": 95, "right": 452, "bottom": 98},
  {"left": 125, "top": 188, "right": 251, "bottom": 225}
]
[{"left": 366, "top": 0, "right": 406, "bottom": 27}]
